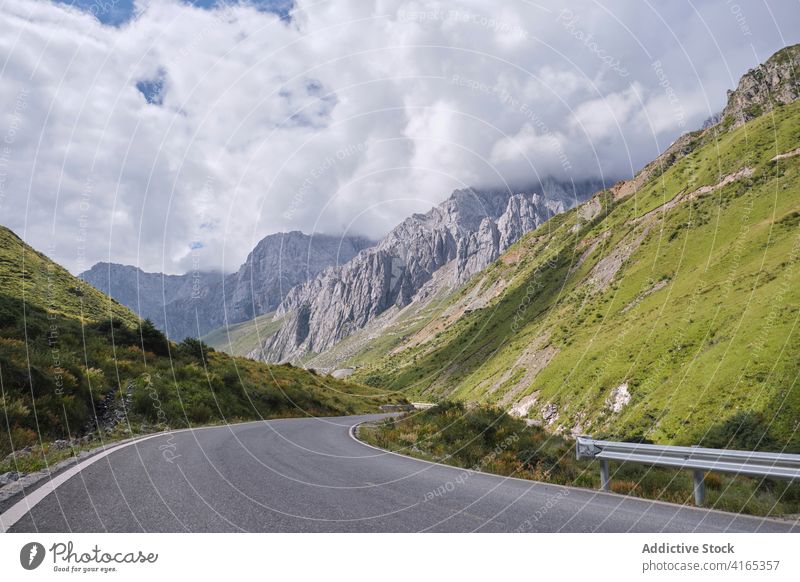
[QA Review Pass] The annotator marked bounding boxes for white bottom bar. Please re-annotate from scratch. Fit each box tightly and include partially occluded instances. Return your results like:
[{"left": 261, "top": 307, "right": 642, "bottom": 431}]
[{"left": 1, "top": 533, "right": 797, "bottom": 581}]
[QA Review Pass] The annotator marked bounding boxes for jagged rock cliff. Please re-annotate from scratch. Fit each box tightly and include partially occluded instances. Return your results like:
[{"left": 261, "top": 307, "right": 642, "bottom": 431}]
[
  {"left": 256, "top": 181, "right": 605, "bottom": 362},
  {"left": 80, "top": 232, "right": 373, "bottom": 339},
  {"left": 721, "top": 43, "right": 800, "bottom": 128}
]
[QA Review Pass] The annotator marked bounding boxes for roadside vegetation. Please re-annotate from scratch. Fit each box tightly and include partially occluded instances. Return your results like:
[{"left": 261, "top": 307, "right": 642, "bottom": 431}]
[
  {"left": 0, "top": 225, "right": 405, "bottom": 469},
  {"left": 359, "top": 403, "right": 800, "bottom": 518}
]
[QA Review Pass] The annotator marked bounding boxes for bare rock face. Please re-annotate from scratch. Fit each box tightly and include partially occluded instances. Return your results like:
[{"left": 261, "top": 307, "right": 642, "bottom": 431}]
[
  {"left": 80, "top": 232, "right": 373, "bottom": 339},
  {"left": 78, "top": 263, "right": 216, "bottom": 333},
  {"left": 257, "top": 181, "right": 604, "bottom": 362},
  {"left": 541, "top": 403, "right": 559, "bottom": 425},
  {"left": 721, "top": 44, "right": 800, "bottom": 128},
  {"left": 606, "top": 383, "right": 631, "bottom": 413},
  {"left": 497, "top": 193, "right": 559, "bottom": 249}
]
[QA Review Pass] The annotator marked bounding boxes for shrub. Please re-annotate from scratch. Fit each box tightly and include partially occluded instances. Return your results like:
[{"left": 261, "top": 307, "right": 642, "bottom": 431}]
[
  {"left": 190, "top": 403, "right": 214, "bottom": 424},
  {"left": 178, "top": 337, "right": 214, "bottom": 363},
  {"left": 704, "top": 472, "right": 724, "bottom": 490},
  {"left": 701, "top": 412, "right": 779, "bottom": 451},
  {"left": 359, "top": 402, "right": 800, "bottom": 517},
  {"left": 138, "top": 319, "right": 171, "bottom": 357},
  {"left": 611, "top": 480, "right": 641, "bottom": 496},
  {"left": 9, "top": 426, "right": 38, "bottom": 450}
]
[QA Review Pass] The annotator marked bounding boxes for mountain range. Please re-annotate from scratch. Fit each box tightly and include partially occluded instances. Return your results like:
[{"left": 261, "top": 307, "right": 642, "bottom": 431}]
[
  {"left": 257, "top": 180, "right": 606, "bottom": 362},
  {"left": 81, "top": 179, "right": 606, "bottom": 356},
  {"left": 0, "top": 225, "right": 402, "bottom": 457},
  {"left": 341, "top": 44, "right": 800, "bottom": 447},
  {"left": 73, "top": 44, "right": 800, "bottom": 447},
  {"left": 80, "top": 232, "right": 374, "bottom": 340}
]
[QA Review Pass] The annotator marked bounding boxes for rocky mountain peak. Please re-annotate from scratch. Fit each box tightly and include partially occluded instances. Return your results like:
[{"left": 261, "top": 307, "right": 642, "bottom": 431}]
[
  {"left": 80, "top": 232, "right": 374, "bottom": 339},
  {"left": 721, "top": 43, "right": 800, "bottom": 128},
  {"left": 257, "top": 180, "right": 606, "bottom": 362}
]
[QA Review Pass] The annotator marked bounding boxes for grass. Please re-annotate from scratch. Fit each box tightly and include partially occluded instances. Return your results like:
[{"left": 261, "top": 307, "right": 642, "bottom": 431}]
[
  {"left": 353, "top": 99, "right": 800, "bottom": 450},
  {"left": 0, "top": 226, "right": 406, "bottom": 460},
  {"left": 0, "top": 227, "right": 138, "bottom": 327},
  {"left": 0, "top": 434, "right": 119, "bottom": 476},
  {"left": 202, "top": 311, "right": 284, "bottom": 357},
  {"left": 359, "top": 403, "right": 800, "bottom": 517}
]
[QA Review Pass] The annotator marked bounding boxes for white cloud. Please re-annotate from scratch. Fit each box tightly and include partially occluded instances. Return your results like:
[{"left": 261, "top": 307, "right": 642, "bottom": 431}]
[
  {"left": 571, "top": 83, "right": 644, "bottom": 140},
  {"left": 0, "top": 0, "right": 797, "bottom": 275}
]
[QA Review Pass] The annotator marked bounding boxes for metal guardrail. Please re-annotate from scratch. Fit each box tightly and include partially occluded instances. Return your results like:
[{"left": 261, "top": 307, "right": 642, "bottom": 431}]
[{"left": 576, "top": 436, "right": 800, "bottom": 506}]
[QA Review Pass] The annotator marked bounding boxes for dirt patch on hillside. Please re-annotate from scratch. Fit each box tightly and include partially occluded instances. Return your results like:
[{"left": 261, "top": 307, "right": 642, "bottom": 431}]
[
  {"left": 502, "top": 248, "right": 523, "bottom": 265},
  {"left": 578, "top": 196, "right": 603, "bottom": 222},
  {"left": 633, "top": 166, "right": 754, "bottom": 226},
  {"left": 611, "top": 132, "right": 695, "bottom": 201},
  {"left": 772, "top": 147, "right": 800, "bottom": 161},
  {"left": 509, "top": 391, "right": 540, "bottom": 417},
  {"left": 621, "top": 278, "right": 669, "bottom": 313},
  {"left": 569, "top": 231, "right": 611, "bottom": 274},
  {"left": 393, "top": 274, "right": 509, "bottom": 353},
  {"left": 589, "top": 167, "right": 754, "bottom": 292},
  {"left": 586, "top": 225, "right": 652, "bottom": 291},
  {"left": 490, "top": 334, "right": 558, "bottom": 408}
]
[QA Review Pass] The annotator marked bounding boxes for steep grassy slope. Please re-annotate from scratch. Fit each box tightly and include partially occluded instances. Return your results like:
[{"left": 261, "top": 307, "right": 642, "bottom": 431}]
[
  {"left": 357, "top": 100, "right": 800, "bottom": 449},
  {"left": 202, "top": 312, "right": 284, "bottom": 357},
  {"left": 0, "top": 227, "right": 138, "bottom": 327},
  {"left": 0, "top": 226, "right": 404, "bottom": 459}
]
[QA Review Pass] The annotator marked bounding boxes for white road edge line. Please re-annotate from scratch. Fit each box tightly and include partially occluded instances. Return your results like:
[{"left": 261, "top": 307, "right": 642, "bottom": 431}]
[
  {"left": 0, "top": 432, "right": 169, "bottom": 532},
  {"left": 0, "top": 415, "right": 370, "bottom": 533},
  {"left": 347, "top": 421, "right": 799, "bottom": 529},
  {"left": 5, "top": 417, "right": 793, "bottom": 532},
  {"left": 0, "top": 418, "right": 270, "bottom": 533}
]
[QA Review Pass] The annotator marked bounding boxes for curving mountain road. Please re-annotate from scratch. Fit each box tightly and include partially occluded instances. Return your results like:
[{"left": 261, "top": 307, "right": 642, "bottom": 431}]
[{"left": 2, "top": 414, "right": 796, "bottom": 533}]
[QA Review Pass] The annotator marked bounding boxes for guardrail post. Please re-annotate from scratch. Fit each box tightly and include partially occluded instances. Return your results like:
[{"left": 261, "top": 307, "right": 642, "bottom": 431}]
[
  {"left": 693, "top": 470, "right": 705, "bottom": 507},
  {"left": 599, "top": 459, "right": 610, "bottom": 491}
]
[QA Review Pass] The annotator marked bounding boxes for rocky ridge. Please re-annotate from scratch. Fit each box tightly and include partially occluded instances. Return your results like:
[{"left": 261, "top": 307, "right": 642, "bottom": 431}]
[
  {"left": 256, "top": 180, "right": 606, "bottom": 362},
  {"left": 720, "top": 43, "right": 800, "bottom": 128},
  {"left": 80, "top": 232, "right": 374, "bottom": 339}
]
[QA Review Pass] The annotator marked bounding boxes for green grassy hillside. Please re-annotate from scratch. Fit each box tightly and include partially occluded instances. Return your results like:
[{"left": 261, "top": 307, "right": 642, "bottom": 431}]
[
  {"left": 0, "top": 226, "right": 404, "bottom": 459},
  {"left": 0, "top": 227, "right": 139, "bottom": 327},
  {"left": 202, "top": 312, "right": 284, "bottom": 357},
  {"left": 356, "top": 100, "right": 800, "bottom": 450}
]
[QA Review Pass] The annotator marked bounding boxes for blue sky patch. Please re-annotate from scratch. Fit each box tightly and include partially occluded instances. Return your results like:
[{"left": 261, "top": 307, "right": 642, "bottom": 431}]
[
  {"left": 280, "top": 79, "right": 338, "bottom": 129},
  {"left": 136, "top": 69, "right": 167, "bottom": 105},
  {"left": 54, "top": 1, "right": 293, "bottom": 27}
]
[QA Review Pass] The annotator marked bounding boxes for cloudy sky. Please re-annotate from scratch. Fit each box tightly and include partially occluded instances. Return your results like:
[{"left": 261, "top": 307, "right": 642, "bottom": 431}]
[{"left": 0, "top": 0, "right": 797, "bottom": 275}]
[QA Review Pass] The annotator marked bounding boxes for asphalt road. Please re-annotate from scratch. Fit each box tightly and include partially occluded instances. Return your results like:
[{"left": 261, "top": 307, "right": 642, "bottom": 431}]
[{"left": 4, "top": 414, "right": 797, "bottom": 532}]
